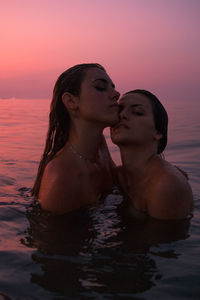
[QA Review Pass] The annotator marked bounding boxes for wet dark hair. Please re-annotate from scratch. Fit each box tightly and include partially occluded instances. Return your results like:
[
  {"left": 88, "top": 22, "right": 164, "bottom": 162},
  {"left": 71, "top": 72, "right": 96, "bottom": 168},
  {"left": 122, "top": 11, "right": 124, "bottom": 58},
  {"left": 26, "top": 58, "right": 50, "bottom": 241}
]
[
  {"left": 32, "top": 63, "right": 105, "bottom": 197},
  {"left": 125, "top": 89, "right": 168, "bottom": 154}
]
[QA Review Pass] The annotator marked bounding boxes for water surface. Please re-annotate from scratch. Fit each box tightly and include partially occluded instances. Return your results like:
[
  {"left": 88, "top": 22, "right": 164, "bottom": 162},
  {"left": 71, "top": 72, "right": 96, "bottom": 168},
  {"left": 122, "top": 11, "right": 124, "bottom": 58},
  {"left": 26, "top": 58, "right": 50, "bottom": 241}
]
[{"left": 0, "top": 98, "right": 199, "bottom": 299}]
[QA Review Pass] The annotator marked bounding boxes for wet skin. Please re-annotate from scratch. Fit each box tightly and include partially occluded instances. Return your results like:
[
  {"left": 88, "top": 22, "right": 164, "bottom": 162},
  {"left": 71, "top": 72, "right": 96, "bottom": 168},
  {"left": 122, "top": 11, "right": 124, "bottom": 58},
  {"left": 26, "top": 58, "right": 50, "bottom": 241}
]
[
  {"left": 39, "top": 68, "right": 120, "bottom": 214},
  {"left": 111, "top": 93, "right": 193, "bottom": 220}
]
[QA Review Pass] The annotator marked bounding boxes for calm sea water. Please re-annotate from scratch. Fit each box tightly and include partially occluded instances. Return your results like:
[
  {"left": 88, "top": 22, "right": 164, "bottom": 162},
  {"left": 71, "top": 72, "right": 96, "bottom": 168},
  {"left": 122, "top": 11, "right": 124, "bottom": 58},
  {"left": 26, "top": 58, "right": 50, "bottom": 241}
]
[{"left": 0, "top": 98, "right": 199, "bottom": 300}]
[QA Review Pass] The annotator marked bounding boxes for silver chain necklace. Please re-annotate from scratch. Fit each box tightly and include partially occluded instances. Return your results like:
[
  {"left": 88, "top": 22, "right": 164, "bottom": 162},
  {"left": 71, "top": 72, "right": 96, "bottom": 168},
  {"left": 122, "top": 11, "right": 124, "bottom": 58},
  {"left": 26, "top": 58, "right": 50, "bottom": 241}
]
[{"left": 69, "top": 144, "right": 99, "bottom": 168}]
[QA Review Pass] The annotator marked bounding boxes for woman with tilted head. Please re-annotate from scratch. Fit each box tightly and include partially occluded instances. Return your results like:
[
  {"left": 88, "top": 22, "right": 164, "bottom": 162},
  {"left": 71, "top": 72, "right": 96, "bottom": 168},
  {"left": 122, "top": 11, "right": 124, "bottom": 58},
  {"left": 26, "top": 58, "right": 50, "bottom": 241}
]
[
  {"left": 111, "top": 90, "right": 193, "bottom": 220},
  {"left": 32, "top": 63, "right": 120, "bottom": 214}
]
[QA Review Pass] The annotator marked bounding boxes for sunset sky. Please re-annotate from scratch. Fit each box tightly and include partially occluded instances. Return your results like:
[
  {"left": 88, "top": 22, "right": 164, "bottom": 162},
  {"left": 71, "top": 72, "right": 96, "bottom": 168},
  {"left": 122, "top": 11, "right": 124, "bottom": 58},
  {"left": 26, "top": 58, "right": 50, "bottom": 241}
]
[{"left": 0, "top": 0, "right": 199, "bottom": 101}]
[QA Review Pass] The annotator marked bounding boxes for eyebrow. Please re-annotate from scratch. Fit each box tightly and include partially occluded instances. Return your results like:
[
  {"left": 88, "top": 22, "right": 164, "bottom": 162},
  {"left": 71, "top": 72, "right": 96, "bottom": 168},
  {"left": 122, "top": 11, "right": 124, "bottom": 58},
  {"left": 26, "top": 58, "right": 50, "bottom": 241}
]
[{"left": 93, "top": 78, "right": 115, "bottom": 88}]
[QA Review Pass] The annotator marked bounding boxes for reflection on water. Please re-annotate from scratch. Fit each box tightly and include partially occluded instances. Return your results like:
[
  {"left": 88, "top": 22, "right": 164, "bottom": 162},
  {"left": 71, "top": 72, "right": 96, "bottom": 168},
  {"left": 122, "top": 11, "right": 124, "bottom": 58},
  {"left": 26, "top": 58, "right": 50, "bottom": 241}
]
[
  {"left": 0, "top": 99, "right": 199, "bottom": 299},
  {"left": 20, "top": 191, "right": 191, "bottom": 299}
]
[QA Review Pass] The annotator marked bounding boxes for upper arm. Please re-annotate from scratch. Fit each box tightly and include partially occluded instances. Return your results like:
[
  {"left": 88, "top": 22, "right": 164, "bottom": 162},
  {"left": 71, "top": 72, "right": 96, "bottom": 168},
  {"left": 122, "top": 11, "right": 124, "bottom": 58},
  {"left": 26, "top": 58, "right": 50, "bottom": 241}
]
[
  {"left": 100, "top": 134, "right": 117, "bottom": 180},
  {"left": 115, "top": 166, "right": 128, "bottom": 193},
  {"left": 100, "top": 135, "right": 115, "bottom": 165},
  {"left": 147, "top": 176, "right": 193, "bottom": 220}
]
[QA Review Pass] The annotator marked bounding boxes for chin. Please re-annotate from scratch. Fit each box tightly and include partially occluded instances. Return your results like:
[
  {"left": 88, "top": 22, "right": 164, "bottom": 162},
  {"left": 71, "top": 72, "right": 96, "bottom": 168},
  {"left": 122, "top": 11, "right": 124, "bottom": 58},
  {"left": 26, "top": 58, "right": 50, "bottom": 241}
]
[
  {"left": 111, "top": 131, "right": 133, "bottom": 146},
  {"left": 111, "top": 134, "right": 124, "bottom": 145}
]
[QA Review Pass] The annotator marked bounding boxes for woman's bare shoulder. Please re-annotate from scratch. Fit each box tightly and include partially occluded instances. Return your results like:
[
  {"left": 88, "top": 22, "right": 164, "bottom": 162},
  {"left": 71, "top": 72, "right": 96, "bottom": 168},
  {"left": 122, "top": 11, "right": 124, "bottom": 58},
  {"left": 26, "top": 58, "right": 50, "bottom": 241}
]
[
  {"left": 150, "top": 158, "right": 190, "bottom": 187},
  {"left": 38, "top": 157, "right": 81, "bottom": 214},
  {"left": 147, "top": 160, "right": 193, "bottom": 220},
  {"left": 45, "top": 153, "right": 77, "bottom": 176}
]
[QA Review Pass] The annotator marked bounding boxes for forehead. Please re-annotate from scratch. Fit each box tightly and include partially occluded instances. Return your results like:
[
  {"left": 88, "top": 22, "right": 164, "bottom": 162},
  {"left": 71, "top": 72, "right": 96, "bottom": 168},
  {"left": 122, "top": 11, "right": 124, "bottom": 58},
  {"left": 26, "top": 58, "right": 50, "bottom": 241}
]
[
  {"left": 119, "top": 93, "right": 152, "bottom": 110},
  {"left": 83, "top": 68, "right": 114, "bottom": 85}
]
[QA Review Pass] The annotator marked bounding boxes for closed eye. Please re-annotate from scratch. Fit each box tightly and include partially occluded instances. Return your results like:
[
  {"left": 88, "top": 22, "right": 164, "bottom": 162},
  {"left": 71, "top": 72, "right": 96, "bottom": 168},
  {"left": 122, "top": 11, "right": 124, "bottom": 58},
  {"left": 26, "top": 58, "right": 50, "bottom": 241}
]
[
  {"left": 132, "top": 111, "right": 144, "bottom": 116},
  {"left": 95, "top": 86, "right": 106, "bottom": 91}
]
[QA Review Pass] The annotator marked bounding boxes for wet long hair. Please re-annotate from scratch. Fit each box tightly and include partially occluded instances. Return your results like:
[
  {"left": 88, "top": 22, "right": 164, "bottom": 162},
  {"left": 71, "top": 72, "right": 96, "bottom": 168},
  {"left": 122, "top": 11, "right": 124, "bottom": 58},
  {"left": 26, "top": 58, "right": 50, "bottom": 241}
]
[
  {"left": 125, "top": 89, "right": 168, "bottom": 154},
  {"left": 32, "top": 63, "right": 105, "bottom": 197}
]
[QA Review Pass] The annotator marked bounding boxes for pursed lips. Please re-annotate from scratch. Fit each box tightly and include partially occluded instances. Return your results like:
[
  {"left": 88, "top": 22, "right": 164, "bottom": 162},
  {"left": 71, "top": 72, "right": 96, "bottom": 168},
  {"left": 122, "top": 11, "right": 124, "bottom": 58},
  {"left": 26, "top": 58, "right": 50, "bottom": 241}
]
[{"left": 112, "top": 122, "right": 129, "bottom": 130}]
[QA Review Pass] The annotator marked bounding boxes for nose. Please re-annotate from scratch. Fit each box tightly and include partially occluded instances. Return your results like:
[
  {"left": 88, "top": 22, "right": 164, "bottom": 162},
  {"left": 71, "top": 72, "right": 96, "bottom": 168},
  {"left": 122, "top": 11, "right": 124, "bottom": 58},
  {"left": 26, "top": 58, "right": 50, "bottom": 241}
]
[
  {"left": 110, "top": 89, "right": 120, "bottom": 101},
  {"left": 119, "top": 108, "right": 128, "bottom": 120}
]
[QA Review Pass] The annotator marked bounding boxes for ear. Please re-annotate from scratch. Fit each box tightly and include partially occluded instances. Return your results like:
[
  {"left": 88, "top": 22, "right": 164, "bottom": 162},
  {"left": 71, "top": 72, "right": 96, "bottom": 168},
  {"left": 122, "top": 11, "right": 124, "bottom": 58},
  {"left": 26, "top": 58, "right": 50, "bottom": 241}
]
[
  {"left": 154, "top": 131, "right": 162, "bottom": 141},
  {"left": 62, "top": 92, "right": 79, "bottom": 111}
]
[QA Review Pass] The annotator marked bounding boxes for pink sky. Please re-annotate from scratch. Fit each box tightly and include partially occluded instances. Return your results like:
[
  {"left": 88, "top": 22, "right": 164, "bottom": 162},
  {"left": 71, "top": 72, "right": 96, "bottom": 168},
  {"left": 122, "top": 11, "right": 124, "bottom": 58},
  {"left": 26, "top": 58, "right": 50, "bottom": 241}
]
[{"left": 0, "top": 0, "right": 199, "bottom": 100}]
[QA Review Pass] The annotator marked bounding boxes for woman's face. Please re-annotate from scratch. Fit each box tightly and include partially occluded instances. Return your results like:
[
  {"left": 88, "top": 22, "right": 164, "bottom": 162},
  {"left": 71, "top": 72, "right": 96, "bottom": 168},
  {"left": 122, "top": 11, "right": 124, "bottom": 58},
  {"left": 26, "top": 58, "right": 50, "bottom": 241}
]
[
  {"left": 78, "top": 68, "right": 120, "bottom": 127},
  {"left": 111, "top": 93, "right": 161, "bottom": 146}
]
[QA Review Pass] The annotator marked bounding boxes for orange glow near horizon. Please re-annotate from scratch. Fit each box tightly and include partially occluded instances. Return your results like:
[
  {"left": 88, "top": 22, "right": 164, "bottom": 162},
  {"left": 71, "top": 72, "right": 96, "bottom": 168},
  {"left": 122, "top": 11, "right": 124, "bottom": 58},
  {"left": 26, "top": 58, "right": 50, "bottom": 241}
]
[{"left": 0, "top": 0, "right": 199, "bottom": 100}]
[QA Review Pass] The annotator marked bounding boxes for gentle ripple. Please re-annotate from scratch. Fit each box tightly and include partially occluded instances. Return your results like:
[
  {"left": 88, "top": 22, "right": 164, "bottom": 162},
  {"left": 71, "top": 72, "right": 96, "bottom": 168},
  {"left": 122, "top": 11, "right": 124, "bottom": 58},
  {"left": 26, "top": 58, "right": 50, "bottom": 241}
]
[{"left": 0, "top": 99, "right": 199, "bottom": 299}]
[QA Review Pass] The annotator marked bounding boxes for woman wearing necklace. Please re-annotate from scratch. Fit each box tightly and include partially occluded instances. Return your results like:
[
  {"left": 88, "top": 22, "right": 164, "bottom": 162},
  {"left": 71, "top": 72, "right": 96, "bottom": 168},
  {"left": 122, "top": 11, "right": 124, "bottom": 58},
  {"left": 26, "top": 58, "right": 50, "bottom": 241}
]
[
  {"left": 111, "top": 89, "right": 193, "bottom": 220},
  {"left": 32, "top": 63, "right": 120, "bottom": 214}
]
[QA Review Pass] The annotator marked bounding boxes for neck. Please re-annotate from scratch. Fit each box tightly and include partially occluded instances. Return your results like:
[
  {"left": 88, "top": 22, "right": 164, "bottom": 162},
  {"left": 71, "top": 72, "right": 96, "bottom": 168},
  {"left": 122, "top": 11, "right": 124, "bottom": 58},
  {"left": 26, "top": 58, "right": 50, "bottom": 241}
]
[
  {"left": 119, "top": 143, "right": 158, "bottom": 179},
  {"left": 66, "top": 120, "right": 104, "bottom": 161}
]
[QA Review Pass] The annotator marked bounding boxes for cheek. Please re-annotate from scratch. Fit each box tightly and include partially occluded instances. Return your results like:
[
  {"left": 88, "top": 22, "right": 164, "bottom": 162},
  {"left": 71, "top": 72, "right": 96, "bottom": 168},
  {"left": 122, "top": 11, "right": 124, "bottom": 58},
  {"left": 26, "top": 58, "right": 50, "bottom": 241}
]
[
  {"left": 80, "top": 94, "right": 100, "bottom": 111},
  {"left": 87, "top": 92, "right": 107, "bottom": 108},
  {"left": 140, "top": 117, "right": 155, "bottom": 130},
  {"left": 128, "top": 118, "right": 155, "bottom": 136}
]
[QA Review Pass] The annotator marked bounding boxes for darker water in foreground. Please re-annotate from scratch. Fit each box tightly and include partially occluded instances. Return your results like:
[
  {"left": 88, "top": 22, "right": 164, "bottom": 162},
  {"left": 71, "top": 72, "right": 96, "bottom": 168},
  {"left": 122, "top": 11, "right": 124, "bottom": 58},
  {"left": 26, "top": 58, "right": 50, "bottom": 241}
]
[{"left": 0, "top": 99, "right": 199, "bottom": 299}]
